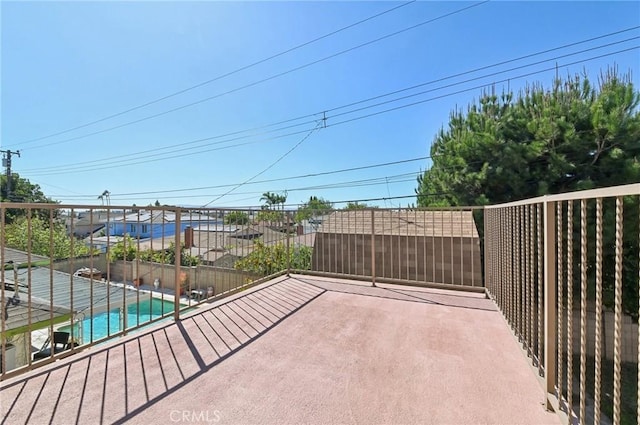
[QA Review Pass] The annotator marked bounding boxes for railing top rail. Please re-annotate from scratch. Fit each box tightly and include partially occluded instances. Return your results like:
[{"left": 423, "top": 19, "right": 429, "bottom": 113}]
[
  {"left": 484, "top": 183, "right": 640, "bottom": 209},
  {"left": 0, "top": 203, "right": 486, "bottom": 212}
]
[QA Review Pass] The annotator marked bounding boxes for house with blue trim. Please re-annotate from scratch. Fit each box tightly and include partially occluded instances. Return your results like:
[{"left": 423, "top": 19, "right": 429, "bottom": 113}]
[{"left": 107, "top": 211, "right": 221, "bottom": 239}]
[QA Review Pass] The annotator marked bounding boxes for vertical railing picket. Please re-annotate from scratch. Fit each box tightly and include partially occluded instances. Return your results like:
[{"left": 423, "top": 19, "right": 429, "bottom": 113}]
[
  {"left": 543, "top": 200, "right": 557, "bottom": 410},
  {"left": 371, "top": 209, "right": 376, "bottom": 287}
]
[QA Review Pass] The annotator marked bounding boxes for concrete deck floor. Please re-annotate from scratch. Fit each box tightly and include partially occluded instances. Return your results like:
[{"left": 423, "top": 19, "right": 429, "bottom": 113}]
[{"left": 0, "top": 274, "right": 560, "bottom": 425}]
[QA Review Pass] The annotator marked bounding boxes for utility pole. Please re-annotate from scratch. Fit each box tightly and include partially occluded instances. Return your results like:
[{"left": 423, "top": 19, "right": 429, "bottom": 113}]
[{"left": 1, "top": 149, "right": 20, "bottom": 201}]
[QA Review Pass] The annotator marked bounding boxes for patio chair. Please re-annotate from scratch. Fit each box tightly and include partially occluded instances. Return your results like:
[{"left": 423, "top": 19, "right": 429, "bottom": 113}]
[{"left": 33, "top": 331, "right": 71, "bottom": 360}]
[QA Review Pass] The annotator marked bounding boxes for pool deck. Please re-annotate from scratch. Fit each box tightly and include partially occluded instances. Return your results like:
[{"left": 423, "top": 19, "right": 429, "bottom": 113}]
[{"left": 0, "top": 274, "right": 560, "bottom": 425}]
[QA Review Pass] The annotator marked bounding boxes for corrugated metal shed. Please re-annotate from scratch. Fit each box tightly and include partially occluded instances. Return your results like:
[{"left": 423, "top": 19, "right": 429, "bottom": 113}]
[
  {"left": 0, "top": 248, "right": 48, "bottom": 265},
  {"left": 2, "top": 292, "right": 71, "bottom": 334},
  {"left": 9, "top": 267, "right": 141, "bottom": 316}
]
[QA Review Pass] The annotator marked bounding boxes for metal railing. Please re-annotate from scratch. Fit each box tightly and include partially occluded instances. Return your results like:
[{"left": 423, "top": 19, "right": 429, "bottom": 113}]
[
  {"left": 485, "top": 183, "right": 640, "bottom": 425},
  {"left": 0, "top": 203, "right": 486, "bottom": 380},
  {"left": 306, "top": 207, "right": 484, "bottom": 290},
  {"left": 0, "top": 204, "right": 287, "bottom": 379},
  {"left": 3, "top": 185, "right": 636, "bottom": 423}
]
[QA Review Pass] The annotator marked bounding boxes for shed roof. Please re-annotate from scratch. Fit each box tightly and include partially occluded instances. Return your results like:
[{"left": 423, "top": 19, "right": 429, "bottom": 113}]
[
  {"left": 2, "top": 291, "right": 72, "bottom": 334},
  {"left": 0, "top": 248, "right": 48, "bottom": 265},
  {"left": 6, "top": 267, "right": 141, "bottom": 315},
  {"left": 318, "top": 210, "right": 479, "bottom": 238}
]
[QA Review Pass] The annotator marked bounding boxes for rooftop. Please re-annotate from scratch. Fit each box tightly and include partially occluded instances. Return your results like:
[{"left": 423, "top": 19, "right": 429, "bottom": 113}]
[
  {"left": 0, "top": 248, "right": 48, "bottom": 265},
  {"left": 0, "top": 274, "right": 558, "bottom": 424},
  {"left": 115, "top": 211, "right": 219, "bottom": 224},
  {"left": 2, "top": 292, "right": 72, "bottom": 335},
  {"left": 5, "top": 267, "right": 142, "bottom": 315},
  {"left": 319, "top": 209, "right": 480, "bottom": 238}
]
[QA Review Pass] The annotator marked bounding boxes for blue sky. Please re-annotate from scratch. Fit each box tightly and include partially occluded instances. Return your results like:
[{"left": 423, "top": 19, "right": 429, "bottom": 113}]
[{"left": 1, "top": 1, "right": 639, "bottom": 208}]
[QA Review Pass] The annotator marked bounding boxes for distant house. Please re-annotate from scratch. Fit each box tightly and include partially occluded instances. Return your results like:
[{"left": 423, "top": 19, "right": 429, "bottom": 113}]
[
  {"left": 124, "top": 221, "right": 304, "bottom": 268},
  {"left": 83, "top": 235, "right": 125, "bottom": 254},
  {"left": 229, "top": 225, "right": 285, "bottom": 243},
  {"left": 193, "top": 223, "right": 290, "bottom": 268},
  {"left": 108, "top": 211, "right": 220, "bottom": 239},
  {"left": 66, "top": 211, "right": 114, "bottom": 238},
  {"left": 312, "top": 210, "right": 482, "bottom": 286},
  {"left": 191, "top": 224, "right": 241, "bottom": 251}
]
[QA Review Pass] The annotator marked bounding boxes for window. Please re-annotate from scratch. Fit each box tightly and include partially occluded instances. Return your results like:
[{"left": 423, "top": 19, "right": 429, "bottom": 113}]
[
  {"left": 142, "top": 225, "right": 149, "bottom": 234},
  {"left": 129, "top": 224, "right": 136, "bottom": 233}
]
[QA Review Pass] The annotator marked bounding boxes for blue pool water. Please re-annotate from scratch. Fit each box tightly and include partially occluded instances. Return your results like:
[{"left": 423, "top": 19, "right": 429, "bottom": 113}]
[{"left": 61, "top": 298, "right": 178, "bottom": 343}]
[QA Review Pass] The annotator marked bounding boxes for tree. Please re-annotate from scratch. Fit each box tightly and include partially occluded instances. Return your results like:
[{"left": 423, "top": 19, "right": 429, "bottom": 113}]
[
  {"left": 344, "top": 202, "right": 376, "bottom": 210},
  {"left": 416, "top": 68, "right": 639, "bottom": 317},
  {"left": 260, "top": 191, "right": 287, "bottom": 211},
  {"left": 224, "top": 211, "right": 249, "bottom": 225},
  {"left": 4, "top": 217, "right": 92, "bottom": 259},
  {"left": 416, "top": 69, "right": 639, "bottom": 207},
  {"left": 97, "top": 190, "right": 110, "bottom": 206},
  {"left": 234, "top": 240, "right": 312, "bottom": 276},
  {"left": 295, "top": 196, "right": 333, "bottom": 223},
  {"left": 0, "top": 173, "right": 58, "bottom": 224},
  {"left": 109, "top": 236, "right": 200, "bottom": 266},
  {"left": 255, "top": 209, "right": 284, "bottom": 224},
  {"left": 260, "top": 192, "right": 278, "bottom": 209},
  {"left": 275, "top": 191, "right": 287, "bottom": 211},
  {"left": 139, "top": 242, "right": 200, "bottom": 266},
  {"left": 108, "top": 235, "right": 137, "bottom": 262}
]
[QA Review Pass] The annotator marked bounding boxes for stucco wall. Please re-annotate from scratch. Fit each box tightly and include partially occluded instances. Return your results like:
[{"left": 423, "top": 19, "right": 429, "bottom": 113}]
[
  {"left": 52, "top": 254, "right": 109, "bottom": 275},
  {"left": 109, "top": 261, "right": 260, "bottom": 296}
]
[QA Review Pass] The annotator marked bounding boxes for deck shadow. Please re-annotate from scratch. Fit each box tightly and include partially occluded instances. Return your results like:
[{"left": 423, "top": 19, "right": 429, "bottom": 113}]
[{"left": 0, "top": 278, "right": 324, "bottom": 425}]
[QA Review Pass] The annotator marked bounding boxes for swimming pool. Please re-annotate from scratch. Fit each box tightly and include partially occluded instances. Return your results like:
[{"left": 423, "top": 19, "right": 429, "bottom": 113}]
[{"left": 61, "top": 298, "right": 179, "bottom": 343}]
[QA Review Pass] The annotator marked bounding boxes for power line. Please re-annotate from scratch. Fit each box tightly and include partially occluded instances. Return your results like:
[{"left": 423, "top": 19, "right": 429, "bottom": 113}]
[
  {"left": 23, "top": 149, "right": 564, "bottom": 204},
  {"left": 20, "top": 42, "right": 639, "bottom": 177},
  {"left": 16, "top": 35, "right": 637, "bottom": 176},
  {"left": 46, "top": 171, "right": 423, "bottom": 203},
  {"left": 60, "top": 154, "right": 554, "bottom": 203},
  {"left": 23, "top": 127, "right": 317, "bottom": 175},
  {"left": 10, "top": 1, "right": 417, "bottom": 147},
  {"left": 20, "top": 118, "right": 319, "bottom": 173},
  {"left": 44, "top": 156, "right": 431, "bottom": 198},
  {"left": 328, "top": 35, "right": 640, "bottom": 119},
  {"left": 20, "top": 24, "right": 638, "bottom": 167},
  {"left": 12, "top": 1, "right": 490, "bottom": 152},
  {"left": 113, "top": 145, "right": 627, "bottom": 206},
  {"left": 326, "top": 45, "right": 640, "bottom": 128},
  {"left": 41, "top": 157, "right": 559, "bottom": 206},
  {"left": 127, "top": 162, "right": 617, "bottom": 208},
  {"left": 331, "top": 194, "right": 425, "bottom": 206},
  {"left": 232, "top": 192, "right": 446, "bottom": 209},
  {"left": 324, "top": 25, "right": 640, "bottom": 114},
  {"left": 18, "top": 29, "right": 639, "bottom": 173},
  {"left": 35, "top": 135, "right": 604, "bottom": 207},
  {"left": 202, "top": 122, "right": 323, "bottom": 207},
  {"left": 22, "top": 23, "right": 637, "bottom": 160}
]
